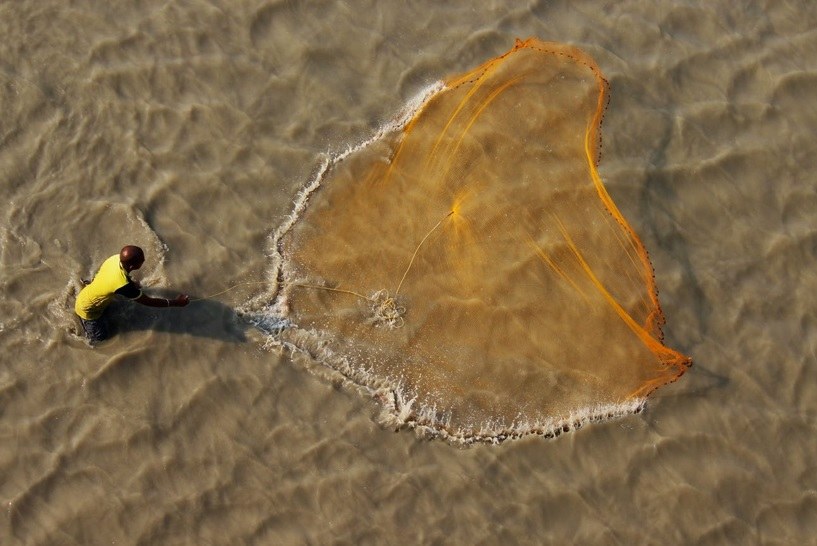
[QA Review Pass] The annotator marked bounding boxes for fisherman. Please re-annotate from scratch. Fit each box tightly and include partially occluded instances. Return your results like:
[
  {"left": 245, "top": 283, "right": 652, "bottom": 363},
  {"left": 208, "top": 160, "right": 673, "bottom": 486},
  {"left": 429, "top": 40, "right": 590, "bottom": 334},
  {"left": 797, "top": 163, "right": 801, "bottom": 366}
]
[{"left": 75, "top": 245, "right": 189, "bottom": 343}]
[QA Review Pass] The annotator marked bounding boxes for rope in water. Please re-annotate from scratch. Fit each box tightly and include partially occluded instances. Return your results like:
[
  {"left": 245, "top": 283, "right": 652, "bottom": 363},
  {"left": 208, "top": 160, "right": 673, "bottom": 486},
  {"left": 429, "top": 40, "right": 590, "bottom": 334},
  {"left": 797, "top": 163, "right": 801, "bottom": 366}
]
[
  {"left": 295, "top": 210, "right": 453, "bottom": 328},
  {"left": 290, "top": 284, "right": 370, "bottom": 301},
  {"left": 292, "top": 284, "right": 405, "bottom": 328},
  {"left": 188, "top": 281, "right": 272, "bottom": 302},
  {"left": 395, "top": 210, "right": 454, "bottom": 296},
  {"left": 190, "top": 211, "right": 454, "bottom": 328}
]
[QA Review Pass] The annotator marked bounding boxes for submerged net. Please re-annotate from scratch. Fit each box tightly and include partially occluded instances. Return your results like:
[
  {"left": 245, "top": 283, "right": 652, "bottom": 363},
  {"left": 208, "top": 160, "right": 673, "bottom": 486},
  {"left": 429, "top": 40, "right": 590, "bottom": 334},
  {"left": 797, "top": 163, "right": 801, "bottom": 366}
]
[{"left": 269, "top": 38, "right": 691, "bottom": 442}]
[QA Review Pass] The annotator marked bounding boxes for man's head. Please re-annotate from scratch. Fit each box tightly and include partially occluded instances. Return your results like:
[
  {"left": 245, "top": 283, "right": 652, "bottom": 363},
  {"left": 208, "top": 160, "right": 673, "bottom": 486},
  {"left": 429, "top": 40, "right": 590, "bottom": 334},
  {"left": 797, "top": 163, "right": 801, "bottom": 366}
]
[{"left": 120, "top": 245, "right": 145, "bottom": 272}]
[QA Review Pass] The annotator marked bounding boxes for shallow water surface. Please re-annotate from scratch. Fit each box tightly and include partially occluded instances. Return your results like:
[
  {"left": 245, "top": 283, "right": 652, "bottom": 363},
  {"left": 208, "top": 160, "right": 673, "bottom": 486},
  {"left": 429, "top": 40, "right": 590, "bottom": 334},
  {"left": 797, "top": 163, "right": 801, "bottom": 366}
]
[{"left": 1, "top": 1, "right": 816, "bottom": 544}]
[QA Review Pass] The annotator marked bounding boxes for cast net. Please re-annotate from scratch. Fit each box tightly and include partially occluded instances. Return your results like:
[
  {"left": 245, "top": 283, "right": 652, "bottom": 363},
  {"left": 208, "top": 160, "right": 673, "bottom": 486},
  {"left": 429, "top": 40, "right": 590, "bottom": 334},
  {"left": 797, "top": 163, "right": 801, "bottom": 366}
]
[{"left": 269, "top": 38, "right": 691, "bottom": 442}]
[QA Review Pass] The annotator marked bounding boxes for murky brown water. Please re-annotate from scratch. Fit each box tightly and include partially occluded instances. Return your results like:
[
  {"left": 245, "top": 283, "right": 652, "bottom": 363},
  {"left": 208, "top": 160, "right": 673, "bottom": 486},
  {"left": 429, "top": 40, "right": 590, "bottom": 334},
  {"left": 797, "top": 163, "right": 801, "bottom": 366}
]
[{"left": 2, "top": 1, "right": 816, "bottom": 544}]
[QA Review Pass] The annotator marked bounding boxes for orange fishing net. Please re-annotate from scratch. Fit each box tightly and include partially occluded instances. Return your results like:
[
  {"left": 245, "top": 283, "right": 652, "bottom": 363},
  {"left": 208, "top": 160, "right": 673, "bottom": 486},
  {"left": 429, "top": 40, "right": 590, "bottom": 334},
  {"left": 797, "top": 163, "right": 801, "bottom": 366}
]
[{"left": 270, "top": 38, "right": 691, "bottom": 442}]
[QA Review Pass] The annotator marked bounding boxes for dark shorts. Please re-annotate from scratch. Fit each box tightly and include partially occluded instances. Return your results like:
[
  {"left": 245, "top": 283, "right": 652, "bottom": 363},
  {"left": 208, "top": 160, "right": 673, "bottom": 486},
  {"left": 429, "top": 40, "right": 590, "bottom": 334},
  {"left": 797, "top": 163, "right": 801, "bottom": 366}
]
[{"left": 79, "top": 316, "right": 109, "bottom": 343}]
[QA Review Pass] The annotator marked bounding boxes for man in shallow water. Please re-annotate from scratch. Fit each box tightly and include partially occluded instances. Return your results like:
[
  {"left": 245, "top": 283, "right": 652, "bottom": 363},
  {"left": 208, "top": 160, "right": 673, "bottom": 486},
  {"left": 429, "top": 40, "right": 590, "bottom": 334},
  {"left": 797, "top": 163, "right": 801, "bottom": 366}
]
[{"left": 74, "top": 245, "right": 189, "bottom": 343}]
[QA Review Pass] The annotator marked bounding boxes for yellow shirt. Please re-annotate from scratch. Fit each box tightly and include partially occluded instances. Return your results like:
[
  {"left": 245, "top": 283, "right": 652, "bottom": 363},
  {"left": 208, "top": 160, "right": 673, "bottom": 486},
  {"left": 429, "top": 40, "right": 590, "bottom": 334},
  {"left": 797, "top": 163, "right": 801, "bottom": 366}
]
[{"left": 74, "top": 255, "right": 140, "bottom": 320}]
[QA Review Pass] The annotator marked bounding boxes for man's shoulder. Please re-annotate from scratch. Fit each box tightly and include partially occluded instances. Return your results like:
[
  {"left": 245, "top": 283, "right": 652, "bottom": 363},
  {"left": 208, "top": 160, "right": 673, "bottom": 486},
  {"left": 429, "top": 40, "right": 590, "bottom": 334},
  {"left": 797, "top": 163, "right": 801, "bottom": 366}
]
[
  {"left": 115, "top": 281, "right": 142, "bottom": 300},
  {"left": 99, "top": 254, "right": 122, "bottom": 272}
]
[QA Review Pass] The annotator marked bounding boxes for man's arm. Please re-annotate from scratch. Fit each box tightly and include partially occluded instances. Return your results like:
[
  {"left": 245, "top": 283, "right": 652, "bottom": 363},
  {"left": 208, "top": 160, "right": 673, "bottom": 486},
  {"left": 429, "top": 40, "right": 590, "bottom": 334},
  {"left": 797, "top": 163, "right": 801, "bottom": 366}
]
[
  {"left": 136, "top": 293, "right": 190, "bottom": 308},
  {"left": 115, "top": 282, "right": 189, "bottom": 308}
]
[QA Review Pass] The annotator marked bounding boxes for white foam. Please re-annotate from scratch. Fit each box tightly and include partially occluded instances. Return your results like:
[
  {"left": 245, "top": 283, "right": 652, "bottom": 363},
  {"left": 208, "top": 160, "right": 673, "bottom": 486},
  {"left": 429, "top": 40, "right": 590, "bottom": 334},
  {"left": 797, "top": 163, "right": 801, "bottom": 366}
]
[{"left": 373, "top": 374, "right": 646, "bottom": 445}]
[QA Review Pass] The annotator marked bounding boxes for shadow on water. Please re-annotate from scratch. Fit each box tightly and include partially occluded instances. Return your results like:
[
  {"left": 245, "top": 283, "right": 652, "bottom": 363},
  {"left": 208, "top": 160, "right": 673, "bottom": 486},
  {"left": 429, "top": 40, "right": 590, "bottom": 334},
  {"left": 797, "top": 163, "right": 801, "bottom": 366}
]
[{"left": 103, "top": 295, "right": 250, "bottom": 343}]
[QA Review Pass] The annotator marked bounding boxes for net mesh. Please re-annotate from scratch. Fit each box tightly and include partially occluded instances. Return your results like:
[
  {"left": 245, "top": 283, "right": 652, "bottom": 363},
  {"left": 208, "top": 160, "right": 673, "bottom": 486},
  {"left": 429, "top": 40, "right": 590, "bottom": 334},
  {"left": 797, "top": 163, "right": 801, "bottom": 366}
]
[{"left": 271, "top": 38, "right": 691, "bottom": 441}]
